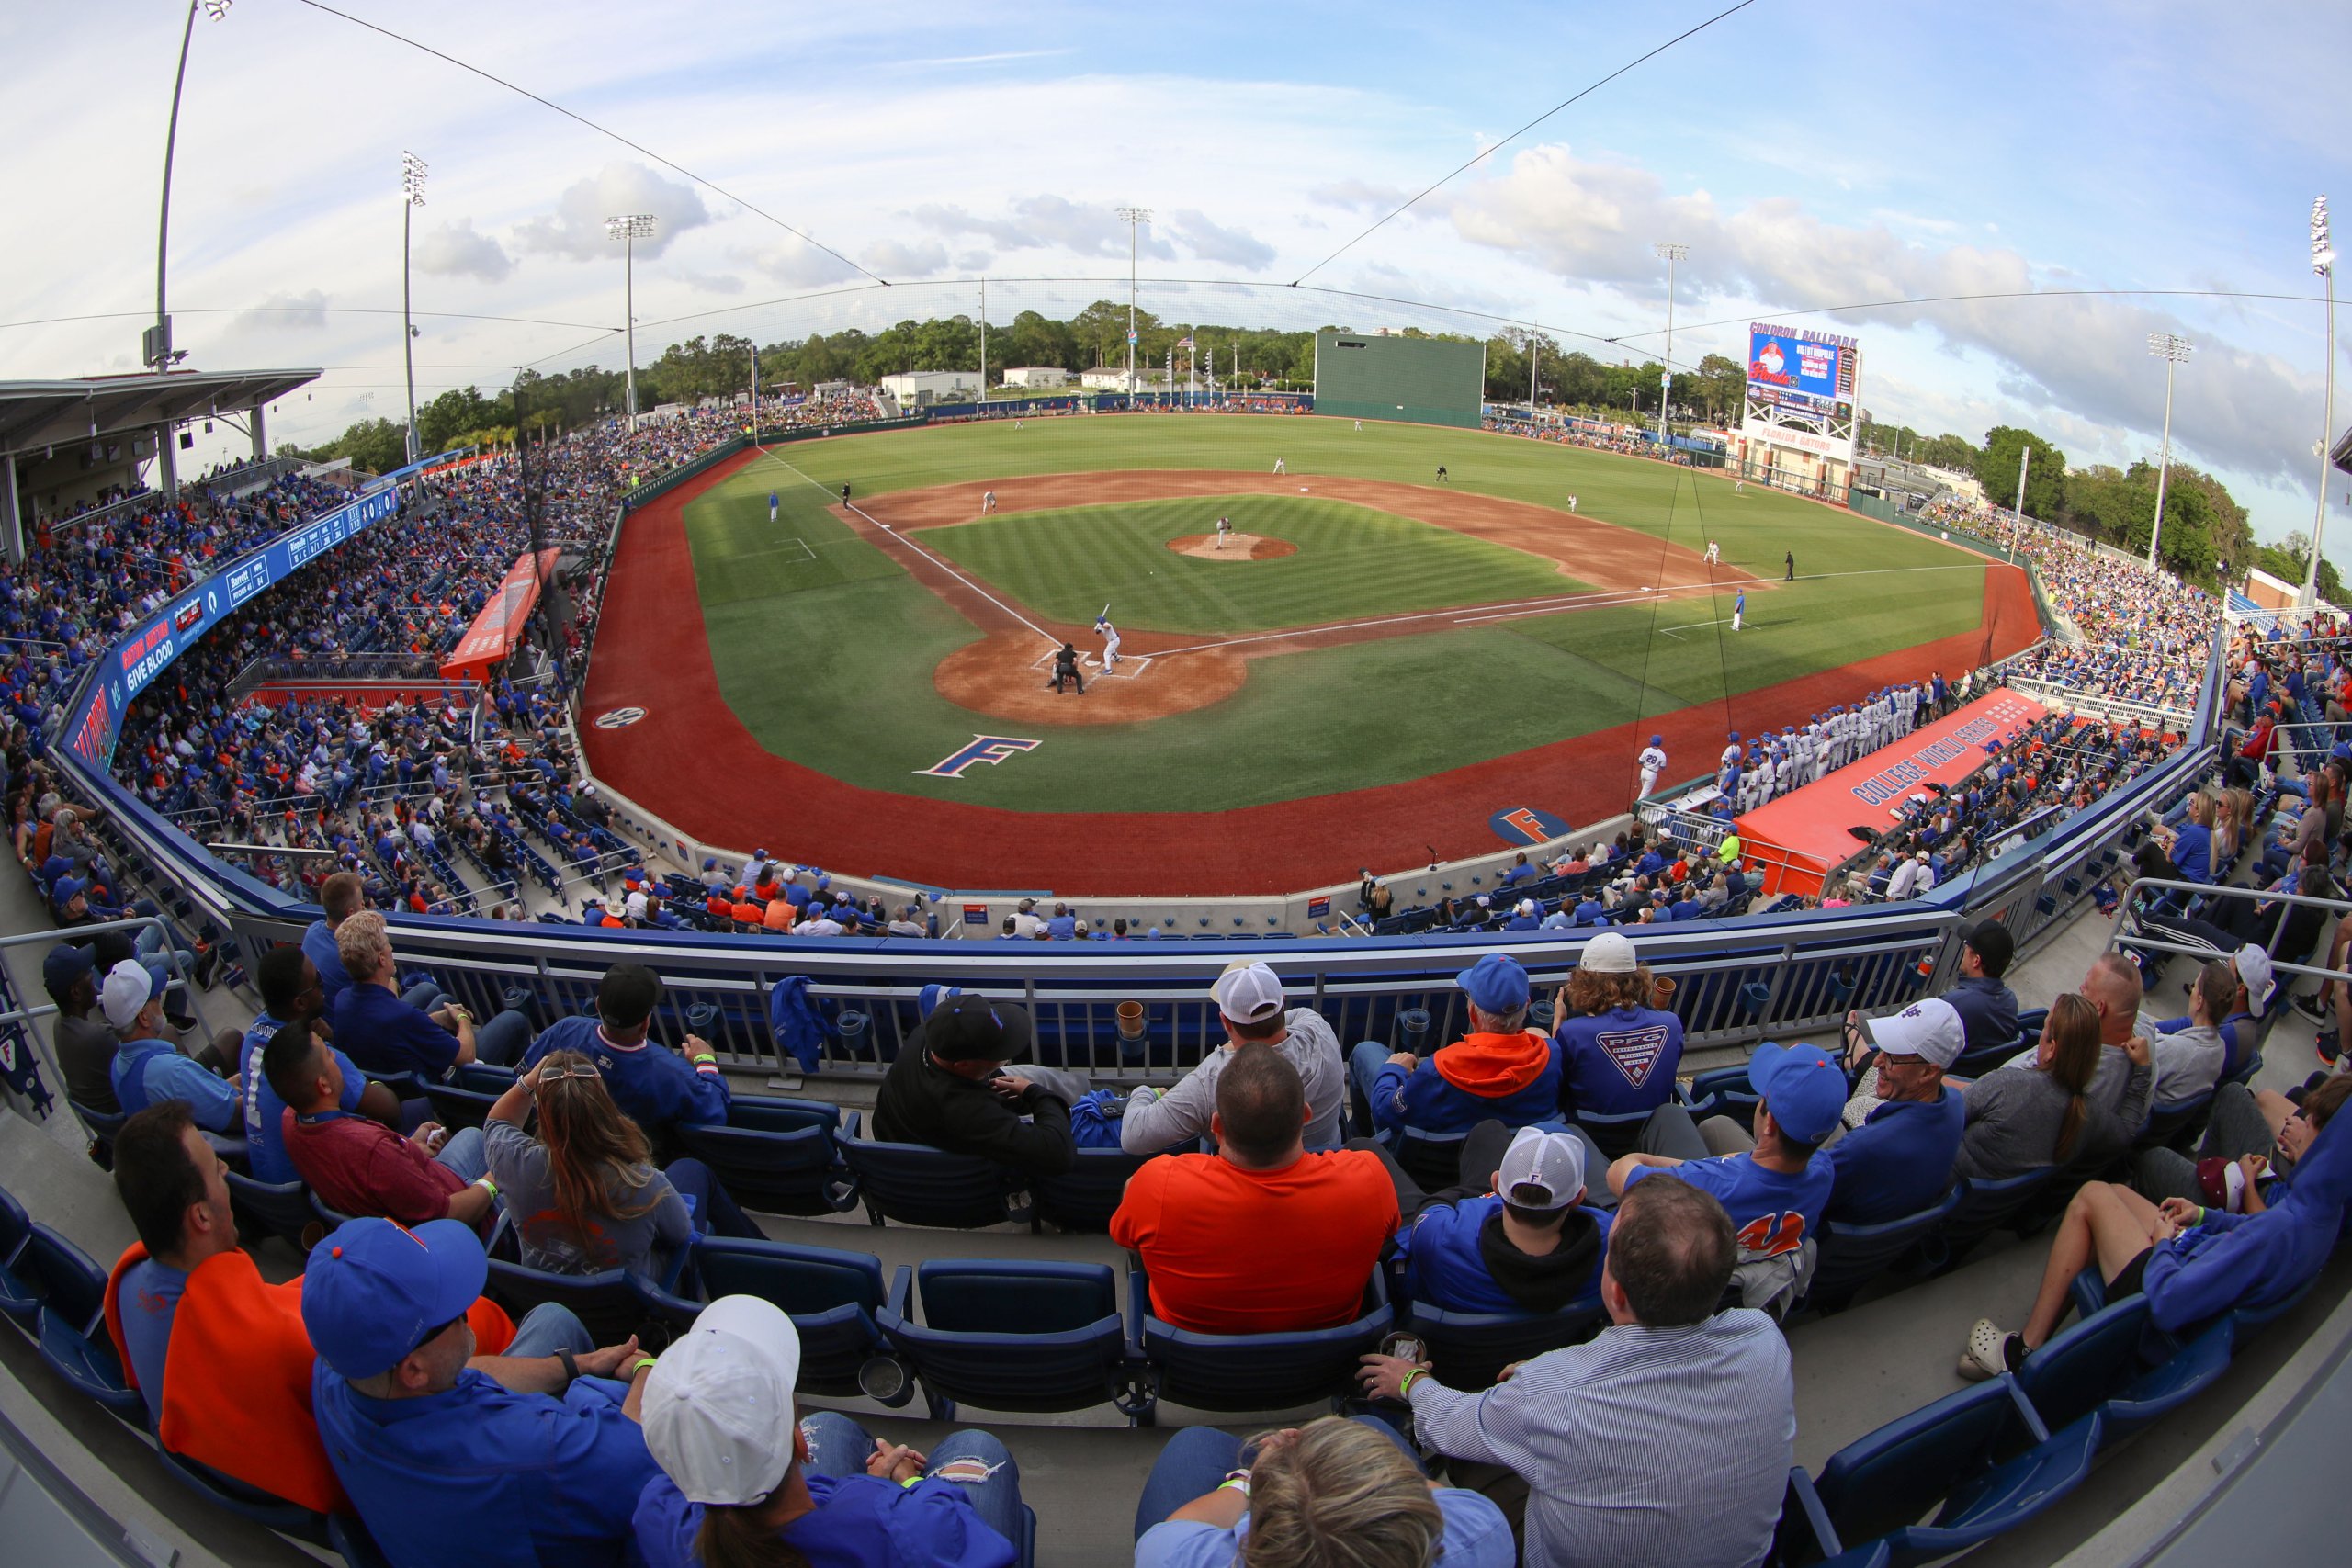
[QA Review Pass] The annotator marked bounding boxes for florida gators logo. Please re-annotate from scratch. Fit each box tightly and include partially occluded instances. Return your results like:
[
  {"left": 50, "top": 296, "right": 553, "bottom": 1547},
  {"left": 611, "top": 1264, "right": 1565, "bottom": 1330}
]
[
  {"left": 1597, "top": 1023, "right": 1670, "bottom": 1089},
  {"left": 918, "top": 736, "right": 1042, "bottom": 778}
]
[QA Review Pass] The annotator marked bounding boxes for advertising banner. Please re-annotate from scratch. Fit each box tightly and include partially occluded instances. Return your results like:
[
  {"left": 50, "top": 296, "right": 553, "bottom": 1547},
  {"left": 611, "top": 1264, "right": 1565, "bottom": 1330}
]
[{"left": 1747, "top": 325, "right": 1851, "bottom": 414}]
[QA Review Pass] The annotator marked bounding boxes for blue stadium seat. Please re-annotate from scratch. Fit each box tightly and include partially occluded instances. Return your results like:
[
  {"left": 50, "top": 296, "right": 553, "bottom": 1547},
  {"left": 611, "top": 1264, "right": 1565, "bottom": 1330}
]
[
  {"left": 1567, "top": 1106, "right": 1654, "bottom": 1161},
  {"left": 1926, "top": 1168, "right": 2055, "bottom": 1272},
  {"left": 224, "top": 1170, "right": 318, "bottom": 1251},
  {"left": 645, "top": 1236, "right": 909, "bottom": 1404},
  {"left": 1949, "top": 1030, "right": 2028, "bottom": 1079},
  {"left": 418, "top": 1066, "right": 510, "bottom": 1131},
  {"left": 67, "top": 1100, "right": 128, "bottom": 1164},
  {"left": 1404, "top": 1292, "right": 1605, "bottom": 1390},
  {"left": 1128, "top": 1269, "right": 1392, "bottom": 1424},
  {"left": 1029, "top": 1147, "right": 1159, "bottom": 1234},
  {"left": 2095, "top": 1317, "right": 2234, "bottom": 1444},
  {"left": 482, "top": 1215, "right": 677, "bottom": 1346},
  {"left": 673, "top": 1097, "right": 859, "bottom": 1216},
  {"left": 23, "top": 1226, "right": 142, "bottom": 1421},
  {"left": 0, "top": 1186, "right": 32, "bottom": 1325},
  {"left": 2009, "top": 1295, "right": 2153, "bottom": 1446},
  {"left": 1392, "top": 1124, "right": 1473, "bottom": 1190},
  {"left": 841, "top": 1137, "right": 1023, "bottom": 1229},
  {"left": 877, "top": 1259, "right": 1138, "bottom": 1422},
  {"left": 153, "top": 1411, "right": 328, "bottom": 1543},
  {"left": 1786, "top": 1378, "right": 2098, "bottom": 1568},
  {"left": 2133, "top": 1092, "right": 2214, "bottom": 1154},
  {"left": 1802, "top": 1187, "right": 1963, "bottom": 1314},
  {"left": 1679, "top": 1066, "right": 1761, "bottom": 1131}
]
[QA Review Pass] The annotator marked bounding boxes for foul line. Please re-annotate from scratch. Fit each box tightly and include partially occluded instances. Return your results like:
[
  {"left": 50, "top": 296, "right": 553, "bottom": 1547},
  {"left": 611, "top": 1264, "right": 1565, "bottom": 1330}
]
[{"left": 765, "top": 453, "right": 1056, "bottom": 643}]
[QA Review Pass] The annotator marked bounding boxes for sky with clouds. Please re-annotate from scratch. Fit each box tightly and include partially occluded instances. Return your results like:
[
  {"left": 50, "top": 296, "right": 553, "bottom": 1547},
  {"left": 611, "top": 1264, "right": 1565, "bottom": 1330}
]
[{"left": 5, "top": 0, "right": 2347, "bottom": 547}]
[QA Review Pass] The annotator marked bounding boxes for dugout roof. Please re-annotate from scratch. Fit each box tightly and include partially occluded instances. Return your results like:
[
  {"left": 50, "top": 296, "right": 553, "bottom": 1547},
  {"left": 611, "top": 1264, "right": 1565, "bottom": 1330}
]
[{"left": 0, "top": 369, "right": 320, "bottom": 459}]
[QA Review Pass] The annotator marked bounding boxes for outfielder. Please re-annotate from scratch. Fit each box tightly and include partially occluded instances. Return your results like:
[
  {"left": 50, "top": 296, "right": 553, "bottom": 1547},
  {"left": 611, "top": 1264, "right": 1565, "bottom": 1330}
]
[
  {"left": 1567, "top": 495, "right": 1578, "bottom": 513},
  {"left": 1732, "top": 589, "right": 1746, "bottom": 632},
  {"left": 1637, "top": 735, "right": 1667, "bottom": 799},
  {"left": 1094, "top": 607, "right": 1122, "bottom": 670}
]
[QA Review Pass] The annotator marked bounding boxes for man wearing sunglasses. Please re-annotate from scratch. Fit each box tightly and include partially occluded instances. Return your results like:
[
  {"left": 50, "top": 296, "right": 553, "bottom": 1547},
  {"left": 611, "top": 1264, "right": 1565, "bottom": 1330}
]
[{"left": 306, "top": 1216, "right": 662, "bottom": 1568}]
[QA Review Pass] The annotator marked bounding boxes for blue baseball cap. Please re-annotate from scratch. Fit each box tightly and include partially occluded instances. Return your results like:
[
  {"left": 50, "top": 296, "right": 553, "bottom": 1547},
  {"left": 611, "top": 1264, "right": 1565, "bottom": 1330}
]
[
  {"left": 50, "top": 875, "right": 87, "bottom": 907},
  {"left": 301, "top": 1218, "right": 489, "bottom": 1382},
  {"left": 1456, "top": 953, "right": 1531, "bottom": 1014},
  {"left": 1747, "top": 1043, "right": 1848, "bottom": 1145},
  {"left": 41, "top": 942, "right": 93, "bottom": 998},
  {"left": 1650, "top": 734, "right": 1664, "bottom": 746}
]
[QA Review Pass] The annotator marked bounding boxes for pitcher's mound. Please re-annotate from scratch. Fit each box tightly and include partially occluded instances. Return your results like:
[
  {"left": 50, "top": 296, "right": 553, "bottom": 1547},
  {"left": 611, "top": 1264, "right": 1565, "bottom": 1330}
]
[{"left": 1169, "top": 532, "right": 1295, "bottom": 561}]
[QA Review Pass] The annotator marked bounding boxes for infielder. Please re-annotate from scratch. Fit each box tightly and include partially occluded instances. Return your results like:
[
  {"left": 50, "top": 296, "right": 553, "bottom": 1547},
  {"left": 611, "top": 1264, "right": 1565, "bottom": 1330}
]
[
  {"left": 1703, "top": 539, "right": 1720, "bottom": 564},
  {"left": 1094, "top": 608, "right": 1122, "bottom": 670},
  {"left": 1732, "top": 589, "right": 1746, "bottom": 632},
  {"left": 767, "top": 491, "right": 779, "bottom": 523},
  {"left": 1637, "top": 735, "right": 1667, "bottom": 799},
  {"left": 1272, "top": 457, "right": 1287, "bottom": 474},
  {"left": 1567, "top": 495, "right": 1578, "bottom": 513},
  {"left": 981, "top": 490, "right": 999, "bottom": 514}
]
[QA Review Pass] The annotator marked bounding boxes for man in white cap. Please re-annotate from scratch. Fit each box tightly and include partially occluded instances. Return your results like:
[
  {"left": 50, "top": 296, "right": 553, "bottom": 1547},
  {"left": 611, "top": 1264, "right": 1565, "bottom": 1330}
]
[
  {"left": 1823, "top": 997, "right": 1968, "bottom": 1224},
  {"left": 635, "top": 1295, "right": 1023, "bottom": 1567},
  {"left": 105, "top": 960, "right": 240, "bottom": 1137},
  {"left": 1389, "top": 1124, "right": 1611, "bottom": 1315},
  {"left": 1120, "top": 962, "right": 1346, "bottom": 1155}
]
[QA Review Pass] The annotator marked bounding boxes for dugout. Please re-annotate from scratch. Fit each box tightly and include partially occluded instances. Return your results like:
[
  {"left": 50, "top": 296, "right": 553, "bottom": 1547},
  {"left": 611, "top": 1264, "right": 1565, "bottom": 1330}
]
[{"left": 1312, "top": 330, "right": 1485, "bottom": 429}]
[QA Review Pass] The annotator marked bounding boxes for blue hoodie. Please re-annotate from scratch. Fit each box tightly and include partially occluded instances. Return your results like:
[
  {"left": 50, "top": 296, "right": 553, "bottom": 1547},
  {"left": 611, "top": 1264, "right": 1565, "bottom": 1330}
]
[
  {"left": 1370, "top": 1032, "right": 1563, "bottom": 1136},
  {"left": 2141, "top": 1107, "right": 2352, "bottom": 1333}
]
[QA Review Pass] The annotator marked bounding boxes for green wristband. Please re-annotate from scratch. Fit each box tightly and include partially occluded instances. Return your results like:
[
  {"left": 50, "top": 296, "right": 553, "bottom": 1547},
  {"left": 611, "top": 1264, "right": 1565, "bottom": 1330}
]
[{"left": 1398, "top": 1368, "right": 1427, "bottom": 1399}]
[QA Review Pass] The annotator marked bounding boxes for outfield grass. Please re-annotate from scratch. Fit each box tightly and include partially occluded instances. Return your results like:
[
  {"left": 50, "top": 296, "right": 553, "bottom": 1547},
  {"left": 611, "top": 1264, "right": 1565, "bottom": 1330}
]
[
  {"left": 922, "top": 495, "right": 1582, "bottom": 634},
  {"left": 670, "top": 419, "right": 1994, "bottom": 812}
]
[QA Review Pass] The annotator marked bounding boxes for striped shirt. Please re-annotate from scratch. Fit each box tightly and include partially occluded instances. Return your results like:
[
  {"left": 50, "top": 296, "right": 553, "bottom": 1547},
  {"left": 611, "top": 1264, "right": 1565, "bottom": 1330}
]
[{"left": 1407, "top": 1309, "right": 1792, "bottom": 1568}]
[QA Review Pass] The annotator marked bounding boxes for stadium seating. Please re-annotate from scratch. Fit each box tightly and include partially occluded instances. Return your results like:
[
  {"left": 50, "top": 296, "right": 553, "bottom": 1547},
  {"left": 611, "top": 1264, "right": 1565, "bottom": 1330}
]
[
  {"left": 672, "top": 1096, "right": 859, "bottom": 1217},
  {"left": 482, "top": 1215, "right": 680, "bottom": 1346},
  {"left": 877, "top": 1259, "right": 1137, "bottom": 1422},
  {"left": 1127, "top": 1269, "right": 1394, "bottom": 1423},
  {"left": 640, "top": 1236, "right": 909, "bottom": 1404},
  {"left": 1802, "top": 1188, "right": 1965, "bottom": 1315},
  {"left": 223, "top": 1170, "right": 318, "bottom": 1252},
  {"left": 1401, "top": 1292, "right": 1607, "bottom": 1390},
  {"left": 841, "top": 1137, "right": 1024, "bottom": 1229},
  {"left": 1028, "top": 1147, "right": 1161, "bottom": 1234}
]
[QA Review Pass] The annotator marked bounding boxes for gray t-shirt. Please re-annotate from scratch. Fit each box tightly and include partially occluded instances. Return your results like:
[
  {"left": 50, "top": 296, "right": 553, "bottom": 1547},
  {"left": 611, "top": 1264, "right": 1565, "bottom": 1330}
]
[
  {"left": 55, "top": 1012, "right": 122, "bottom": 1114},
  {"left": 483, "top": 1119, "right": 693, "bottom": 1278},
  {"left": 1119, "top": 1010, "right": 1347, "bottom": 1155},
  {"left": 1957, "top": 1054, "right": 2152, "bottom": 1182},
  {"left": 2150, "top": 1021, "right": 2226, "bottom": 1109}
]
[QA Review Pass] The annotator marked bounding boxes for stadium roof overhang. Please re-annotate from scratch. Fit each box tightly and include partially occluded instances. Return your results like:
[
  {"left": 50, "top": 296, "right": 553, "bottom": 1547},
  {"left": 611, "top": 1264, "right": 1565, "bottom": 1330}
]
[
  {"left": 0, "top": 369, "right": 321, "bottom": 460},
  {"left": 2332, "top": 423, "right": 2352, "bottom": 478}
]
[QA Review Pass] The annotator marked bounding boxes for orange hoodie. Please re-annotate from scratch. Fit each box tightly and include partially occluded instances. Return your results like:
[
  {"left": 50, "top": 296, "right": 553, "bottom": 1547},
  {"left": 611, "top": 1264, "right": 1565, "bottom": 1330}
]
[
  {"left": 104, "top": 1243, "right": 514, "bottom": 1516},
  {"left": 1433, "top": 1030, "right": 1555, "bottom": 1096}
]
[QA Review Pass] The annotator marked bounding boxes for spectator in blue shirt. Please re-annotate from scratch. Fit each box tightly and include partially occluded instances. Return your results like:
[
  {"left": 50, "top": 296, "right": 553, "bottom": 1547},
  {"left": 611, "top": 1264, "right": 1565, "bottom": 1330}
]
[
  {"left": 522, "top": 964, "right": 732, "bottom": 1139},
  {"left": 1553, "top": 931, "right": 1684, "bottom": 1156},
  {"left": 107, "top": 1103, "right": 240, "bottom": 1425},
  {"left": 1827, "top": 998, "right": 1967, "bottom": 1224},
  {"left": 1392, "top": 1124, "right": 1611, "bottom": 1317},
  {"left": 1503, "top": 897, "right": 1544, "bottom": 931},
  {"left": 1046, "top": 903, "right": 1079, "bottom": 940},
  {"left": 635, "top": 1294, "right": 1023, "bottom": 1568},
  {"left": 1351, "top": 955, "right": 1562, "bottom": 1139},
  {"left": 1940, "top": 919, "right": 2022, "bottom": 1053},
  {"left": 1572, "top": 893, "right": 1607, "bottom": 927},
  {"left": 306, "top": 872, "right": 444, "bottom": 1014},
  {"left": 305, "top": 1217, "right": 662, "bottom": 1568},
  {"left": 1607, "top": 1043, "right": 1844, "bottom": 1314},
  {"left": 240, "top": 946, "right": 401, "bottom": 1183},
  {"left": 331, "top": 910, "right": 529, "bottom": 1075},
  {"left": 104, "top": 961, "right": 239, "bottom": 1135}
]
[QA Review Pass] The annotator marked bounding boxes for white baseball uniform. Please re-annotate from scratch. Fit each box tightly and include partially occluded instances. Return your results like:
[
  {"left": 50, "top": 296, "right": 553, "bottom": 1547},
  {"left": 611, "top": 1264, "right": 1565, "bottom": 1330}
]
[{"left": 1637, "top": 744, "right": 1667, "bottom": 798}]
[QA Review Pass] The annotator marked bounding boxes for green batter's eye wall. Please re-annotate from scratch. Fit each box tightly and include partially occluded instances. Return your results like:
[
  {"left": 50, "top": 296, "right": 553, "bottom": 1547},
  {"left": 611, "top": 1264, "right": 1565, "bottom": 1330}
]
[{"left": 1311, "top": 329, "right": 1487, "bottom": 429}]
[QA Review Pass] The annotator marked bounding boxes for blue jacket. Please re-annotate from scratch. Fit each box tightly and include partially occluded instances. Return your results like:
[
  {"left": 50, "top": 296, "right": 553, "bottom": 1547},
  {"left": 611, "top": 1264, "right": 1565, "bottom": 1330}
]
[
  {"left": 1824, "top": 1089, "right": 1964, "bottom": 1224},
  {"left": 1942, "top": 976, "right": 2020, "bottom": 1053},
  {"left": 1371, "top": 1032, "right": 1563, "bottom": 1136},
  {"left": 1555, "top": 1008, "right": 1683, "bottom": 1121},
  {"left": 766, "top": 975, "right": 831, "bottom": 1073},
  {"left": 2141, "top": 1104, "right": 2352, "bottom": 1333}
]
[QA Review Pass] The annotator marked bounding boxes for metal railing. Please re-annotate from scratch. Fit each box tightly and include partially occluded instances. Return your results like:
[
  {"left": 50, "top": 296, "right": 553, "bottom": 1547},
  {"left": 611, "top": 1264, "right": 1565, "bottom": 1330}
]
[
  {"left": 0, "top": 914, "right": 222, "bottom": 1120},
  {"left": 2107, "top": 877, "right": 2352, "bottom": 992}
]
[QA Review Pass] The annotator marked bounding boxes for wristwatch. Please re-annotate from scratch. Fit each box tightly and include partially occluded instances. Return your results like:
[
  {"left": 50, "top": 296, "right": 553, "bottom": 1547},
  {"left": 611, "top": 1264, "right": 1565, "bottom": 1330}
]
[{"left": 556, "top": 1347, "right": 579, "bottom": 1386}]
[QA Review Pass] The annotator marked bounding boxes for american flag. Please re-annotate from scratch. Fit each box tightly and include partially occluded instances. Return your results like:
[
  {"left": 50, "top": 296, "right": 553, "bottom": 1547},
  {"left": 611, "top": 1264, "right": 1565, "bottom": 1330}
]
[{"left": 1175, "top": 336, "right": 1193, "bottom": 349}]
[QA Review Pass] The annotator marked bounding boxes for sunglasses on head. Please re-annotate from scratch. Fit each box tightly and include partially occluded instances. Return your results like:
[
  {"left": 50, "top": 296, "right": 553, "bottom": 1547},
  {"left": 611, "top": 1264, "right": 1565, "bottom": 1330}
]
[{"left": 536, "top": 1060, "right": 602, "bottom": 1084}]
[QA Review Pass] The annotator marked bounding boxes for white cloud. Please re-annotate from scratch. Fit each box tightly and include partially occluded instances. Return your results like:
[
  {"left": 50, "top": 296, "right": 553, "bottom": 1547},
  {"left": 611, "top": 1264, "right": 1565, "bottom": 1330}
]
[
  {"left": 861, "top": 239, "right": 953, "bottom": 279},
  {"left": 232, "top": 290, "right": 331, "bottom": 333},
  {"left": 682, "top": 270, "right": 744, "bottom": 295},
  {"left": 513, "top": 162, "right": 710, "bottom": 261},
  {"left": 1440, "top": 142, "right": 2327, "bottom": 492},
  {"left": 910, "top": 197, "right": 1179, "bottom": 261},
  {"left": 741, "top": 240, "right": 862, "bottom": 288},
  {"left": 1164, "top": 209, "right": 1275, "bottom": 271},
  {"left": 414, "top": 218, "right": 513, "bottom": 282}
]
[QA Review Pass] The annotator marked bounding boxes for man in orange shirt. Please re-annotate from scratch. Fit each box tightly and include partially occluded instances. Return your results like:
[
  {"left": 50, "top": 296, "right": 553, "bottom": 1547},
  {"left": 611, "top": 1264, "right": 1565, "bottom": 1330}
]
[{"left": 1111, "top": 1046, "right": 1397, "bottom": 1334}]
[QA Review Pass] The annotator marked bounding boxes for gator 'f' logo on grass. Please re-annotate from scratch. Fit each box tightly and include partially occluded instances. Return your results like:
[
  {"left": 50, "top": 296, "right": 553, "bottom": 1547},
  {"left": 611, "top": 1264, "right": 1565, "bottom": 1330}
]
[{"left": 919, "top": 736, "right": 1042, "bottom": 778}]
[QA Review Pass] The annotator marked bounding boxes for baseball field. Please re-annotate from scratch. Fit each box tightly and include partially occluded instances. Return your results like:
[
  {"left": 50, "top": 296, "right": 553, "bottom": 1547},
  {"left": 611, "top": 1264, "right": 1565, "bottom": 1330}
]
[{"left": 581, "top": 413, "right": 2039, "bottom": 894}]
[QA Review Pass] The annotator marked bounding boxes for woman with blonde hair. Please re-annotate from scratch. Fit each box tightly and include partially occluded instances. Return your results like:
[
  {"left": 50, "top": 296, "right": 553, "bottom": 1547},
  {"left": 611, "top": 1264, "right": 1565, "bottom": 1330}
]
[
  {"left": 1132, "top": 1415, "right": 1510, "bottom": 1567},
  {"left": 1954, "top": 992, "right": 2152, "bottom": 1183},
  {"left": 484, "top": 1050, "right": 752, "bottom": 1277}
]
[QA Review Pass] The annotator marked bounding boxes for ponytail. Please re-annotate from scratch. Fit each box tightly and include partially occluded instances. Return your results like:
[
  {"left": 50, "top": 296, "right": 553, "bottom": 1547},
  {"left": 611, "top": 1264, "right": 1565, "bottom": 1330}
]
[
  {"left": 695, "top": 1504, "right": 807, "bottom": 1568},
  {"left": 2054, "top": 1093, "right": 2086, "bottom": 1163}
]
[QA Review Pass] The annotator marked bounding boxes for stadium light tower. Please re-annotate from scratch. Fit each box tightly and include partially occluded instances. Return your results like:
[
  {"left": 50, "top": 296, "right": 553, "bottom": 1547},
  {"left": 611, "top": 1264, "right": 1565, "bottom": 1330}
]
[
  {"left": 606, "top": 214, "right": 657, "bottom": 428},
  {"left": 1117, "top": 207, "right": 1151, "bottom": 400},
  {"left": 2304, "top": 196, "right": 2336, "bottom": 609},
  {"left": 2145, "top": 333, "right": 2192, "bottom": 571},
  {"left": 1654, "top": 243, "right": 1689, "bottom": 452},
  {"left": 401, "top": 152, "right": 427, "bottom": 464},
  {"left": 149, "top": 0, "right": 232, "bottom": 378}
]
